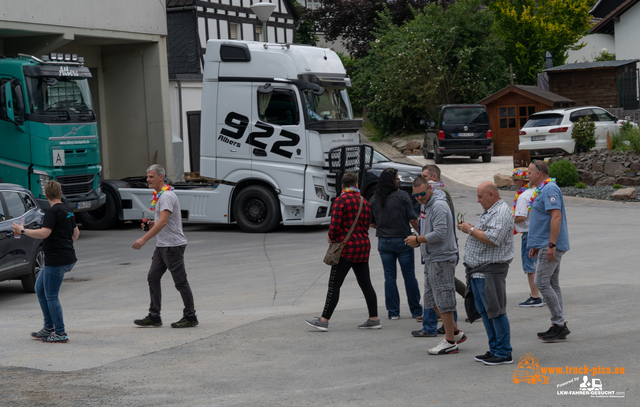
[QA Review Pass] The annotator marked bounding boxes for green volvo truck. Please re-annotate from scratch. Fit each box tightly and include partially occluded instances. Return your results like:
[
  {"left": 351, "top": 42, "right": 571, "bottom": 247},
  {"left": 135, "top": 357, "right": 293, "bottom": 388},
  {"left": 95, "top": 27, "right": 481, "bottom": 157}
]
[{"left": 0, "top": 53, "right": 105, "bottom": 211}]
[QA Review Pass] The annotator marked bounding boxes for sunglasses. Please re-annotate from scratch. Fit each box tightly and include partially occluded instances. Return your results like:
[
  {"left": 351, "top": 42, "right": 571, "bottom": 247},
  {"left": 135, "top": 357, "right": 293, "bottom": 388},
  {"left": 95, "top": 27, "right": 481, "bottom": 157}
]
[
  {"left": 412, "top": 191, "right": 427, "bottom": 197},
  {"left": 532, "top": 160, "right": 541, "bottom": 172}
]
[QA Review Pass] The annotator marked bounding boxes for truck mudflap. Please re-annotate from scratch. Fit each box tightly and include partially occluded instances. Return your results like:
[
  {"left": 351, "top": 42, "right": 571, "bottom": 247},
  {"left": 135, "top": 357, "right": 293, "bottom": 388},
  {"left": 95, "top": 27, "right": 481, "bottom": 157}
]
[{"left": 118, "top": 184, "right": 234, "bottom": 224}]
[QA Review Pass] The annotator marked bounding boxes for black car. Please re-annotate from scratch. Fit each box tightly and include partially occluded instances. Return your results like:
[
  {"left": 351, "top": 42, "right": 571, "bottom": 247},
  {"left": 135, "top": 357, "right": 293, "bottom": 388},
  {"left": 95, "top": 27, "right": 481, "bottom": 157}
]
[
  {"left": 422, "top": 104, "right": 493, "bottom": 163},
  {"left": 0, "top": 184, "right": 45, "bottom": 292},
  {"left": 362, "top": 150, "right": 423, "bottom": 215}
]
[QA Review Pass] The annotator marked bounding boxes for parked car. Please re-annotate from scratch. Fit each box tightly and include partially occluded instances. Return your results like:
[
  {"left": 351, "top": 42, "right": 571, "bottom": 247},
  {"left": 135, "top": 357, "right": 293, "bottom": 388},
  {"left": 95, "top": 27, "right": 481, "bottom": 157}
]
[
  {"left": 362, "top": 150, "right": 423, "bottom": 215},
  {"left": 0, "top": 184, "right": 44, "bottom": 292},
  {"left": 422, "top": 104, "right": 493, "bottom": 164},
  {"left": 518, "top": 106, "right": 635, "bottom": 157}
]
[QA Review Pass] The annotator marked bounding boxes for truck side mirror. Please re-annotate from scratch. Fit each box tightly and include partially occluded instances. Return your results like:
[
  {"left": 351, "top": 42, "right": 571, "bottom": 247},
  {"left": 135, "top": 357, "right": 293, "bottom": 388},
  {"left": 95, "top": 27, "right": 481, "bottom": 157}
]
[
  {"left": 3, "top": 80, "right": 24, "bottom": 125},
  {"left": 429, "top": 121, "right": 435, "bottom": 128},
  {"left": 420, "top": 119, "right": 426, "bottom": 127},
  {"left": 313, "top": 87, "right": 324, "bottom": 96},
  {"left": 3, "top": 82, "right": 15, "bottom": 122}
]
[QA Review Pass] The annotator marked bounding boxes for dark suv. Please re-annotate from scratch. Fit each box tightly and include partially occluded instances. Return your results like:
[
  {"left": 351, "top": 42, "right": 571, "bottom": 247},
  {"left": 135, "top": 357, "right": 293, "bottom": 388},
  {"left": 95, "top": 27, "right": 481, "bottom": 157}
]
[
  {"left": 0, "top": 184, "right": 44, "bottom": 292},
  {"left": 422, "top": 104, "right": 493, "bottom": 163}
]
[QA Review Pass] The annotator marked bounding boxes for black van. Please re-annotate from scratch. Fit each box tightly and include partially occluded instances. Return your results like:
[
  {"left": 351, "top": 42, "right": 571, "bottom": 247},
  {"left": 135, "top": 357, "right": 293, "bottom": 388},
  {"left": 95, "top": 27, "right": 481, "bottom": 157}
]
[{"left": 422, "top": 104, "right": 493, "bottom": 163}]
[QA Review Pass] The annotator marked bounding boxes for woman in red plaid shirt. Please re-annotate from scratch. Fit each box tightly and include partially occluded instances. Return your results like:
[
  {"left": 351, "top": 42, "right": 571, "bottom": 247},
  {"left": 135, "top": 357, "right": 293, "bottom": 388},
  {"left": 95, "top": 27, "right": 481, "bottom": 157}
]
[{"left": 305, "top": 173, "right": 380, "bottom": 331}]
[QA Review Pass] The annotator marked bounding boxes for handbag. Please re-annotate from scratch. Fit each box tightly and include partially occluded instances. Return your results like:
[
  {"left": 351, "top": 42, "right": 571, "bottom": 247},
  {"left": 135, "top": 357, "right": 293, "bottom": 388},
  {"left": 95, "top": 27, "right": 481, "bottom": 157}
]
[{"left": 323, "top": 196, "right": 363, "bottom": 266}]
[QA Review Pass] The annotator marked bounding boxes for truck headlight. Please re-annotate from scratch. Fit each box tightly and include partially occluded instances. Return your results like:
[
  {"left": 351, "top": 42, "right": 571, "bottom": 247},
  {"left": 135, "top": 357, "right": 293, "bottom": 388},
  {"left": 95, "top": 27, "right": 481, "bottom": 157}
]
[
  {"left": 39, "top": 174, "right": 50, "bottom": 196},
  {"left": 315, "top": 186, "right": 329, "bottom": 201}
]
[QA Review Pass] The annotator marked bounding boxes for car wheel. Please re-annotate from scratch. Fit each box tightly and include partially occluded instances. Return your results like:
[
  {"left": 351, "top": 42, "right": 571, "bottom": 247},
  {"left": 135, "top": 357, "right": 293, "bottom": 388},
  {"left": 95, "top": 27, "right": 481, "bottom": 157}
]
[
  {"left": 234, "top": 185, "right": 281, "bottom": 233},
  {"left": 21, "top": 246, "right": 44, "bottom": 293},
  {"left": 76, "top": 189, "right": 121, "bottom": 230},
  {"left": 482, "top": 153, "right": 492, "bottom": 163}
]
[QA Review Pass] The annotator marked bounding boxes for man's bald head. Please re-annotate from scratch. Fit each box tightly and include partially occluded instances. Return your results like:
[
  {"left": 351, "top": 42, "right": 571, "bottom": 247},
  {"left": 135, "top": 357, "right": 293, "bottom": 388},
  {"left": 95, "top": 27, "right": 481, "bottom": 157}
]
[{"left": 477, "top": 181, "right": 501, "bottom": 210}]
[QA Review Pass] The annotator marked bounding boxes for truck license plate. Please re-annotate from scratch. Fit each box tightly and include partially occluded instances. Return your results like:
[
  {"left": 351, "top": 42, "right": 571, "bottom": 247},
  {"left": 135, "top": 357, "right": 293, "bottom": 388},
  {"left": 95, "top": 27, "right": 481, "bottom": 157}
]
[
  {"left": 458, "top": 132, "right": 474, "bottom": 137},
  {"left": 77, "top": 201, "right": 91, "bottom": 209},
  {"left": 531, "top": 135, "right": 546, "bottom": 141}
]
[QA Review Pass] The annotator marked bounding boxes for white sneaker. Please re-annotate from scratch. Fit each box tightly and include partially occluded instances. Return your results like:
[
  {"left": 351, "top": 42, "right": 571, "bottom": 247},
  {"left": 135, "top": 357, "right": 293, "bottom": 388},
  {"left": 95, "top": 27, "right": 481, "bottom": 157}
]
[
  {"left": 453, "top": 330, "right": 467, "bottom": 344},
  {"left": 428, "top": 339, "right": 459, "bottom": 355}
]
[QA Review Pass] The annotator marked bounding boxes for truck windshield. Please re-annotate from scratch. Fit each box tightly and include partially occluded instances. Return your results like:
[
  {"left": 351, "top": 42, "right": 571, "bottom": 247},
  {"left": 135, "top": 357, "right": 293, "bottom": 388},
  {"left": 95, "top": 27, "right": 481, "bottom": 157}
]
[
  {"left": 25, "top": 76, "right": 93, "bottom": 115},
  {"left": 303, "top": 88, "right": 353, "bottom": 122}
]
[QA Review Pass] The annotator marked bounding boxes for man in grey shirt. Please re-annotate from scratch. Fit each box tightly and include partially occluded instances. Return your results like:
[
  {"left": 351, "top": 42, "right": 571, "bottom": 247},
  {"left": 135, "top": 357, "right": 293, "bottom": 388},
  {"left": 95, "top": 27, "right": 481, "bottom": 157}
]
[
  {"left": 457, "top": 181, "right": 514, "bottom": 366},
  {"left": 406, "top": 177, "right": 466, "bottom": 355},
  {"left": 132, "top": 164, "right": 198, "bottom": 328}
]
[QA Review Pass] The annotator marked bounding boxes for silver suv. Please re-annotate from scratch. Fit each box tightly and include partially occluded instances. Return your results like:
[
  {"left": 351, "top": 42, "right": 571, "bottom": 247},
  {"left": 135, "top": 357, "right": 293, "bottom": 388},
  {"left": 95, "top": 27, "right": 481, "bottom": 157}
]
[{"left": 518, "top": 106, "right": 632, "bottom": 157}]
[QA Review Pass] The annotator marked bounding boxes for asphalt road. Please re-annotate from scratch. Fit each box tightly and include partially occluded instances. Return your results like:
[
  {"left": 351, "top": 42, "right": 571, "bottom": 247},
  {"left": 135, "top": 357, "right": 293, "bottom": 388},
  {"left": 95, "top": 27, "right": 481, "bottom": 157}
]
[{"left": 1, "top": 179, "right": 638, "bottom": 406}]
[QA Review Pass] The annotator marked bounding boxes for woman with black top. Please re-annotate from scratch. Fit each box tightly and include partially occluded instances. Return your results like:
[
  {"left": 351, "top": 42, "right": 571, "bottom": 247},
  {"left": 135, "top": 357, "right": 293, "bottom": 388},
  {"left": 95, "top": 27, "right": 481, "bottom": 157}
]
[
  {"left": 13, "top": 180, "right": 79, "bottom": 343},
  {"left": 305, "top": 173, "right": 380, "bottom": 331},
  {"left": 369, "top": 168, "right": 422, "bottom": 320}
]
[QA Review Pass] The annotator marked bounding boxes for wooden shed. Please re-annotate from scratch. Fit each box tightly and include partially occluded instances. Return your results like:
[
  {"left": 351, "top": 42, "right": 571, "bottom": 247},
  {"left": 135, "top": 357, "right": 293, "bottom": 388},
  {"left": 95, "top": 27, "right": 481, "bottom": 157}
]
[
  {"left": 545, "top": 60, "right": 639, "bottom": 110},
  {"left": 477, "top": 84, "right": 575, "bottom": 156}
]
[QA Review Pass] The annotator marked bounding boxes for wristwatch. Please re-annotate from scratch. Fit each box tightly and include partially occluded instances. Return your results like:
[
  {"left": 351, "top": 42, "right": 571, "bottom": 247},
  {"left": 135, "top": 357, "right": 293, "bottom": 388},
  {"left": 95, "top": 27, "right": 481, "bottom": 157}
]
[
  {"left": 469, "top": 227, "right": 474, "bottom": 236},
  {"left": 21, "top": 228, "right": 25, "bottom": 235},
  {"left": 549, "top": 242, "right": 556, "bottom": 248}
]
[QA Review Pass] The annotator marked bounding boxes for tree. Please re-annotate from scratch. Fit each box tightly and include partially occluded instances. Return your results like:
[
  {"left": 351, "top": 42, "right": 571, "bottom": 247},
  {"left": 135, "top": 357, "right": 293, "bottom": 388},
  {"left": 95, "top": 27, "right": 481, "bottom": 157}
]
[
  {"left": 294, "top": 1, "right": 319, "bottom": 46},
  {"left": 308, "top": 0, "right": 438, "bottom": 58},
  {"left": 490, "top": 0, "right": 595, "bottom": 85},
  {"left": 353, "top": 0, "right": 508, "bottom": 135}
]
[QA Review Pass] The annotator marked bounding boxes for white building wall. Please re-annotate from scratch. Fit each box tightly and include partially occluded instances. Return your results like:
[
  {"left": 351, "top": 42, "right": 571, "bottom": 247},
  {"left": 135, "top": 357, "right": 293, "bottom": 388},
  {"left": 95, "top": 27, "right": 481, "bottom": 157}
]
[
  {"left": 0, "top": 0, "right": 166, "bottom": 35},
  {"left": 566, "top": 34, "right": 616, "bottom": 63},
  {"left": 169, "top": 82, "right": 204, "bottom": 172},
  {"left": 615, "top": 2, "right": 640, "bottom": 64}
]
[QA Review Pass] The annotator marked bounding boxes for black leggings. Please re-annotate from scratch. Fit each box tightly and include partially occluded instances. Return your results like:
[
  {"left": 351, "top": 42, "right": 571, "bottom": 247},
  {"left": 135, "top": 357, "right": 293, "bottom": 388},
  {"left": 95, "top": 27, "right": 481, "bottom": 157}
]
[{"left": 322, "top": 257, "right": 378, "bottom": 320}]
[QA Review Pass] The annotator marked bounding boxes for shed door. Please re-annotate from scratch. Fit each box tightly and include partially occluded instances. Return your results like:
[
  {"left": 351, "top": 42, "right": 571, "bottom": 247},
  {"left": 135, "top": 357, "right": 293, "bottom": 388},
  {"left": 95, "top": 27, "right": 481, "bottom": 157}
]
[{"left": 495, "top": 105, "right": 536, "bottom": 156}]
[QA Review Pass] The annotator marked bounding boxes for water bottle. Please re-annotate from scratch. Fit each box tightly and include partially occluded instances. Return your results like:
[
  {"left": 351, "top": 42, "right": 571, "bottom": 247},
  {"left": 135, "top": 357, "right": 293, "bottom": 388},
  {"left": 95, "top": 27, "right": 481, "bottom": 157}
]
[{"left": 142, "top": 212, "right": 150, "bottom": 231}]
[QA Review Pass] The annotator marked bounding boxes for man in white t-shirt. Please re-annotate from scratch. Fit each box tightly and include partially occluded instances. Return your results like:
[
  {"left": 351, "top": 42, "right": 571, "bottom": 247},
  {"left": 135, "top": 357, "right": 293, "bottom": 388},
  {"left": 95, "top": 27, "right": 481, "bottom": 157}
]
[
  {"left": 132, "top": 164, "right": 198, "bottom": 328},
  {"left": 512, "top": 168, "right": 542, "bottom": 307}
]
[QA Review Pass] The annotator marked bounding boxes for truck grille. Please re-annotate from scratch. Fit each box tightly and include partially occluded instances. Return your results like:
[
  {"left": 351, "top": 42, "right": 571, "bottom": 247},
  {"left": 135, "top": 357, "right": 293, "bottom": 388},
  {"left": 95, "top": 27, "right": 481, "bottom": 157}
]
[{"left": 57, "top": 174, "right": 95, "bottom": 197}]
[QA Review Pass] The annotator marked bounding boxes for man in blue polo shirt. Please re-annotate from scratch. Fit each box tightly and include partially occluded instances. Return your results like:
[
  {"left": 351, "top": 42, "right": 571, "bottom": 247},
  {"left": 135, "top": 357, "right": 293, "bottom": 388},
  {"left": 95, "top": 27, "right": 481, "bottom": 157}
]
[{"left": 527, "top": 160, "right": 570, "bottom": 342}]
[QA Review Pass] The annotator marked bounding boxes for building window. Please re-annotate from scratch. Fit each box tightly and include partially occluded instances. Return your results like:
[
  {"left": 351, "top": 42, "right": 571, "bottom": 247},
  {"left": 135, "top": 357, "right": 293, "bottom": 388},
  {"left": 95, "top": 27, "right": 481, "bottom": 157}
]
[
  {"left": 230, "top": 23, "right": 238, "bottom": 40},
  {"left": 254, "top": 25, "right": 262, "bottom": 42},
  {"left": 519, "top": 105, "right": 536, "bottom": 128},
  {"left": 499, "top": 106, "right": 517, "bottom": 128}
]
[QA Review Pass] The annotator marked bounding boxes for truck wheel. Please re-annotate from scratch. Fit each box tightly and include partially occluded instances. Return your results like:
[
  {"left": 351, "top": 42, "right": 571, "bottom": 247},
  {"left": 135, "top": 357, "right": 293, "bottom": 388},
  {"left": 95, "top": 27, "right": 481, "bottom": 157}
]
[
  {"left": 434, "top": 152, "right": 444, "bottom": 164},
  {"left": 76, "top": 189, "right": 120, "bottom": 230},
  {"left": 234, "top": 185, "right": 280, "bottom": 233},
  {"left": 482, "top": 153, "right": 492, "bottom": 163},
  {"left": 423, "top": 143, "right": 434, "bottom": 159},
  {"left": 21, "top": 246, "right": 44, "bottom": 293}
]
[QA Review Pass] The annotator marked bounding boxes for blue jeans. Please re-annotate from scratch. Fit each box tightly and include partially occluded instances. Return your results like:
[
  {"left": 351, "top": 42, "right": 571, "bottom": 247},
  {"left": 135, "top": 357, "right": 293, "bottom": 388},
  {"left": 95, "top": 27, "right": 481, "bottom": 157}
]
[
  {"left": 378, "top": 237, "right": 422, "bottom": 318},
  {"left": 470, "top": 277, "right": 512, "bottom": 358},
  {"left": 35, "top": 263, "right": 75, "bottom": 334},
  {"left": 422, "top": 307, "right": 458, "bottom": 335}
]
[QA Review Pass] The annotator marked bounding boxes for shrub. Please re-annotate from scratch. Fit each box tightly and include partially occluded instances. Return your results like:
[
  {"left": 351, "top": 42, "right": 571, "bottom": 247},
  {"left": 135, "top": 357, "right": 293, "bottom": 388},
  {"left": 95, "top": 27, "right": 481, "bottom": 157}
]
[
  {"left": 612, "top": 125, "right": 640, "bottom": 154},
  {"left": 613, "top": 183, "right": 624, "bottom": 189},
  {"left": 571, "top": 116, "right": 596, "bottom": 152},
  {"left": 549, "top": 159, "right": 579, "bottom": 187},
  {"left": 574, "top": 181, "right": 587, "bottom": 189}
]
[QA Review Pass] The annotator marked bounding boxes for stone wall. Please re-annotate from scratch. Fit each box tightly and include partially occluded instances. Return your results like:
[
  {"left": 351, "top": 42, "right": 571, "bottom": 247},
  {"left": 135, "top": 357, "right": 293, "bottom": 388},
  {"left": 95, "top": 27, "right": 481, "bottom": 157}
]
[{"left": 563, "top": 151, "right": 640, "bottom": 186}]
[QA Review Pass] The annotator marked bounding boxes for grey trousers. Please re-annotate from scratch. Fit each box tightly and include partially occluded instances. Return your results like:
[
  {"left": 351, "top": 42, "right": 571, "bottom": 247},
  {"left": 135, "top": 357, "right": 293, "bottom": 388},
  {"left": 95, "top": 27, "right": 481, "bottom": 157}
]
[
  {"left": 534, "top": 247, "right": 566, "bottom": 325},
  {"left": 147, "top": 245, "right": 196, "bottom": 318}
]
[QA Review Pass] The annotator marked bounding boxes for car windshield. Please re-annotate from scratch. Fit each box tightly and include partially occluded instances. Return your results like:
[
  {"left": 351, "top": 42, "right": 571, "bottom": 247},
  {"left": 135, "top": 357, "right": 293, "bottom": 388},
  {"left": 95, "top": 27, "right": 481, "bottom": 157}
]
[
  {"left": 25, "top": 76, "right": 93, "bottom": 115},
  {"left": 441, "top": 107, "right": 488, "bottom": 125},
  {"left": 524, "top": 114, "right": 564, "bottom": 128},
  {"left": 372, "top": 150, "right": 391, "bottom": 163},
  {"left": 303, "top": 87, "right": 353, "bottom": 122}
]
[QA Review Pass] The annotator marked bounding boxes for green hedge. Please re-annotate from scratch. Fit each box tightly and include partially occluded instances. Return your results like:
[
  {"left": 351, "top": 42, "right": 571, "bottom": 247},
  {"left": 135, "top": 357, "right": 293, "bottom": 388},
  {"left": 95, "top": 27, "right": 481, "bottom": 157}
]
[{"left": 549, "top": 160, "right": 579, "bottom": 187}]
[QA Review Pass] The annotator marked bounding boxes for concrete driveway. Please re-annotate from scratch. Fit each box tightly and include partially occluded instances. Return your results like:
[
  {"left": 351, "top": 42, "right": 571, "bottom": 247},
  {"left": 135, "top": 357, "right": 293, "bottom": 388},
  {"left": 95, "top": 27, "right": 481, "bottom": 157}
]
[{"left": 1, "top": 178, "right": 638, "bottom": 406}]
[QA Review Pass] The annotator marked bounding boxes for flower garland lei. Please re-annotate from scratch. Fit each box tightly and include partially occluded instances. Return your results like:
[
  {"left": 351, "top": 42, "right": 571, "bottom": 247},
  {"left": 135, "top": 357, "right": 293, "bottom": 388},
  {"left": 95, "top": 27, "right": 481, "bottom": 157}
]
[
  {"left": 150, "top": 184, "right": 174, "bottom": 211},
  {"left": 512, "top": 183, "right": 529, "bottom": 214},
  {"left": 341, "top": 187, "right": 360, "bottom": 195},
  {"left": 527, "top": 178, "right": 556, "bottom": 210}
]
